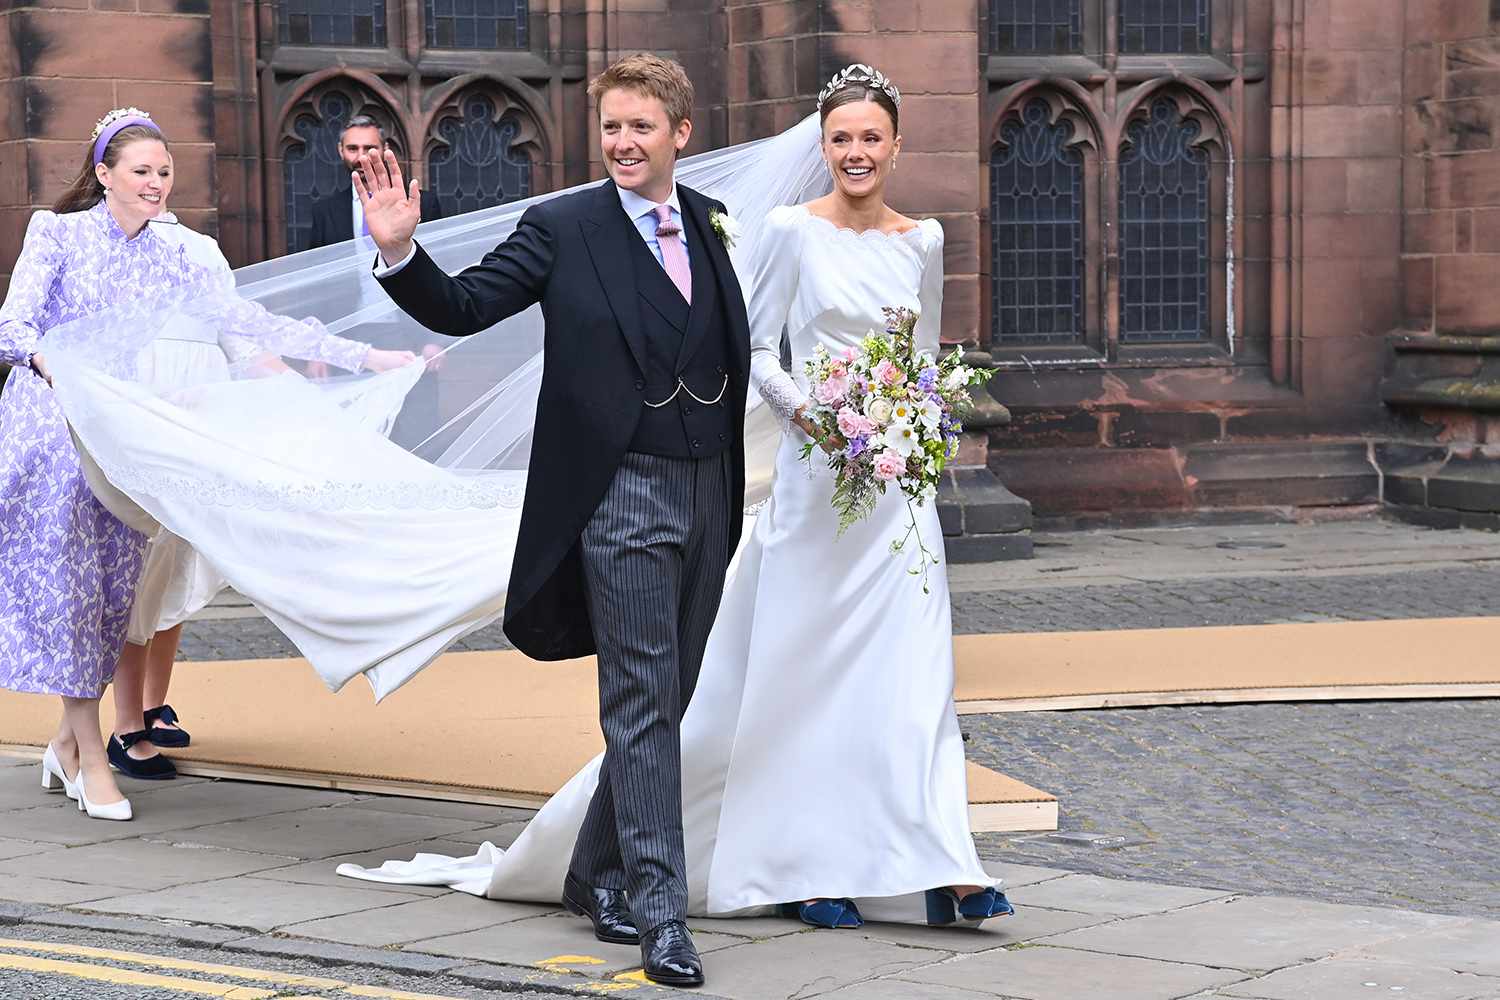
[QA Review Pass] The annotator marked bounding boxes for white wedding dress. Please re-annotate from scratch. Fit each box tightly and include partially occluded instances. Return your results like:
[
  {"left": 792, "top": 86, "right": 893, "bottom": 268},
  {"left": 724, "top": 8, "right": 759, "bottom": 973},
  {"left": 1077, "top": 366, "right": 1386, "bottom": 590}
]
[{"left": 338, "top": 203, "right": 997, "bottom": 921}]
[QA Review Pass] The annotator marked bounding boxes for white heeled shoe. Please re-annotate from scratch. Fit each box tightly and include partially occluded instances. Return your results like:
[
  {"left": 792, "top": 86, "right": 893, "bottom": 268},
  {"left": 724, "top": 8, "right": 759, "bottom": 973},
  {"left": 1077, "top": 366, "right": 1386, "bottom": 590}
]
[
  {"left": 75, "top": 770, "right": 132, "bottom": 822},
  {"left": 40, "top": 743, "right": 79, "bottom": 801}
]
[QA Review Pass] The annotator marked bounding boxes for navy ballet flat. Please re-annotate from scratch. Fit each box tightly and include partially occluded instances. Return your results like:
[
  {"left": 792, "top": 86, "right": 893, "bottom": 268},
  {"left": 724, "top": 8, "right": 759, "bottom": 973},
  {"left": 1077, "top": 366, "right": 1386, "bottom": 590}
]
[
  {"left": 106, "top": 732, "right": 177, "bottom": 780},
  {"left": 143, "top": 704, "right": 190, "bottom": 748},
  {"left": 779, "top": 898, "right": 864, "bottom": 929},
  {"left": 925, "top": 886, "right": 1015, "bottom": 926}
]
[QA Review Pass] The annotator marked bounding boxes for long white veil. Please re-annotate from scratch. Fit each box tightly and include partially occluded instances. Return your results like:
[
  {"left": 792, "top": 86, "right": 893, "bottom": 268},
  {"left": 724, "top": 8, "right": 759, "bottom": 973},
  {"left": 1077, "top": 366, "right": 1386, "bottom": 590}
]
[{"left": 41, "top": 114, "right": 828, "bottom": 699}]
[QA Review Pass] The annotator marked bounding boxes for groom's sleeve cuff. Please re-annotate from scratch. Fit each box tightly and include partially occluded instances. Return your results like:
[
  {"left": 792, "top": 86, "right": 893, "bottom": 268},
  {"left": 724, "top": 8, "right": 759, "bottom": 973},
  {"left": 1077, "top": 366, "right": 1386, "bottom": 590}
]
[{"left": 372, "top": 243, "right": 418, "bottom": 279}]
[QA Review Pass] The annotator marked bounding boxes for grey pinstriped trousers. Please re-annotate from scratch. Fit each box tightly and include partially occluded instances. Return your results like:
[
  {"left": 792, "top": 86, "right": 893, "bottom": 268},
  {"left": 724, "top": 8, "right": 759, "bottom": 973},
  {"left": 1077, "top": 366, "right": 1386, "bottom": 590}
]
[{"left": 569, "top": 449, "right": 733, "bottom": 932}]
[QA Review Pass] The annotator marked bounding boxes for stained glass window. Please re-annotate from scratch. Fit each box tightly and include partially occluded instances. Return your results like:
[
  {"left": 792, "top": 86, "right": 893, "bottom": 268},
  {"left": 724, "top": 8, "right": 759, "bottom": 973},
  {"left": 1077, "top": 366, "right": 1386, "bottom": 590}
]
[
  {"left": 278, "top": 0, "right": 386, "bottom": 47},
  {"left": 283, "top": 92, "right": 366, "bottom": 254},
  {"left": 990, "top": 100, "right": 1085, "bottom": 346},
  {"left": 427, "top": 96, "right": 532, "bottom": 216},
  {"left": 990, "top": 0, "right": 1083, "bottom": 53},
  {"left": 1118, "top": 0, "right": 1210, "bottom": 54},
  {"left": 1119, "top": 98, "right": 1210, "bottom": 343},
  {"left": 426, "top": 0, "right": 528, "bottom": 49}
]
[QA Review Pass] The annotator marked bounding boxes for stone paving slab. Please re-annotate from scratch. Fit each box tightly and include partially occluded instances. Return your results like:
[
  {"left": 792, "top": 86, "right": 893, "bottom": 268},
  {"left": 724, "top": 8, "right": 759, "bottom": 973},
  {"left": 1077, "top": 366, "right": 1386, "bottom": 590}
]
[
  {"left": 80, "top": 874, "right": 416, "bottom": 931},
  {"left": 0, "top": 873, "right": 138, "bottom": 906},
  {"left": 0, "top": 781, "right": 354, "bottom": 847},
  {"left": 1347, "top": 920, "right": 1500, "bottom": 978},
  {"left": 898, "top": 943, "right": 1247, "bottom": 1000},
  {"left": 0, "top": 837, "right": 53, "bottom": 862},
  {"left": 1004, "top": 873, "right": 1232, "bottom": 916},
  {"left": 145, "top": 802, "right": 489, "bottom": 860},
  {"left": 1216, "top": 957, "right": 1500, "bottom": 1000},
  {"left": 821, "top": 981, "right": 1020, "bottom": 1000},
  {"left": 683, "top": 930, "right": 948, "bottom": 1000},
  {"left": 1038, "top": 895, "right": 1468, "bottom": 972},
  {"left": 282, "top": 892, "right": 552, "bottom": 948},
  {"left": 859, "top": 906, "right": 1111, "bottom": 953},
  {"left": 0, "top": 837, "right": 290, "bottom": 891}
]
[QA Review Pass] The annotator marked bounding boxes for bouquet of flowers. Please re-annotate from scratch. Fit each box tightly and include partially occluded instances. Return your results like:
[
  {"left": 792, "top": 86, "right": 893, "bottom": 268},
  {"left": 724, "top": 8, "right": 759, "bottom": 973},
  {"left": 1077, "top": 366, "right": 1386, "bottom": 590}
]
[{"left": 799, "top": 306, "right": 991, "bottom": 591}]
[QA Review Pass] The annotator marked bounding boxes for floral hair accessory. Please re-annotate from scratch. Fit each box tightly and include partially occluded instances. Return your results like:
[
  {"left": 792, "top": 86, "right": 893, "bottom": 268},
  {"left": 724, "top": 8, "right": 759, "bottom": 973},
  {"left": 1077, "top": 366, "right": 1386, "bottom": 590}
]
[
  {"left": 91, "top": 107, "right": 162, "bottom": 166},
  {"left": 816, "top": 64, "right": 901, "bottom": 113}
]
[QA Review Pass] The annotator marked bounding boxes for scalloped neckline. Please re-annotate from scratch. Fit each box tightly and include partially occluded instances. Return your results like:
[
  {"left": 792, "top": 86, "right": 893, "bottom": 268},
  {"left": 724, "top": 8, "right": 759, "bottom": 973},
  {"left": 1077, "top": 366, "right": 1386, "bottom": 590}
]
[{"left": 798, "top": 205, "right": 928, "bottom": 242}]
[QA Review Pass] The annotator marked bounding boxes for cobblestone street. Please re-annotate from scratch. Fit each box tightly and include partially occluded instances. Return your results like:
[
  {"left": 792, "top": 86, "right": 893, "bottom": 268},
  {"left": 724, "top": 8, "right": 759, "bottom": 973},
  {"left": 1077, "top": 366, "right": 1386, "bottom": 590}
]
[{"left": 967, "top": 699, "right": 1500, "bottom": 922}]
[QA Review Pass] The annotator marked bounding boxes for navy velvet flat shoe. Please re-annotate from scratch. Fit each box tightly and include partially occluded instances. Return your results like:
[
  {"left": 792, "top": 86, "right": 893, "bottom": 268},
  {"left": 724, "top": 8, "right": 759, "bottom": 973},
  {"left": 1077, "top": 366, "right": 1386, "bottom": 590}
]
[
  {"left": 925, "top": 886, "right": 1015, "bottom": 926},
  {"left": 779, "top": 898, "right": 863, "bottom": 929},
  {"left": 143, "top": 704, "right": 190, "bottom": 748}
]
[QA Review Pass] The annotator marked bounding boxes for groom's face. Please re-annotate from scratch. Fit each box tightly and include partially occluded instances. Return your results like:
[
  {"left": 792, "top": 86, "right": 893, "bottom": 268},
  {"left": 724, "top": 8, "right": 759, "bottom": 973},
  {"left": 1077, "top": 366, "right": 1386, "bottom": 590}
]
[{"left": 599, "top": 87, "right": 692, "bottom": 204}]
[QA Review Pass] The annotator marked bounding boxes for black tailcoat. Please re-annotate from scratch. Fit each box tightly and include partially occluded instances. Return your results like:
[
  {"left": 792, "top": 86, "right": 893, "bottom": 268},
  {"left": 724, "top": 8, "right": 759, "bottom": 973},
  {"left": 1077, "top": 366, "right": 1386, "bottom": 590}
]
[{"left": 308, "top": 184, "right": 446, "bottom": 250}]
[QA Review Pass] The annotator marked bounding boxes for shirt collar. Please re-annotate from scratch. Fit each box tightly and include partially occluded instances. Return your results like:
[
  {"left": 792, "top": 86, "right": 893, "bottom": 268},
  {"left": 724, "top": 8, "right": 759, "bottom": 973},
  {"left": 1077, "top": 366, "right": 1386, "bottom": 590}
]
[{"left": 617, "top": 183, "right": 682, "bottom": 224}]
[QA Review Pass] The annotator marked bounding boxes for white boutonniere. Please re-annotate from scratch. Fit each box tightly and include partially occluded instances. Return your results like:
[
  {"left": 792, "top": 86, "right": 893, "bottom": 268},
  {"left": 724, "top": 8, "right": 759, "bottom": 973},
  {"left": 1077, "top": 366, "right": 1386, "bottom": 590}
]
[{"left": 709, "top": 209, "right": 741, "bottom": 251}]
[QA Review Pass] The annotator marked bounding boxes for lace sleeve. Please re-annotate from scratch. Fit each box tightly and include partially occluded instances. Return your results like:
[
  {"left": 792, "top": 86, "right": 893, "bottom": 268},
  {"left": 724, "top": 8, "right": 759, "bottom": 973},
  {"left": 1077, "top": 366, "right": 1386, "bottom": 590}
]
[
  {"left": 0, "top": 212, "right": 65, "bottom": 366},
  {"left": 747, "top": 206, "right": 810, "bottom": 424}
]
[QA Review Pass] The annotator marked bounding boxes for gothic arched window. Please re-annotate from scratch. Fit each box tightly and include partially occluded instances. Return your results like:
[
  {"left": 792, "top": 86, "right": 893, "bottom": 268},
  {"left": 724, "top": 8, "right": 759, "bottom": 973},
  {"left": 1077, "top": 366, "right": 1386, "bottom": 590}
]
[
  {"left": 1119, "top": 97, "right": 1211, "bottom": 343},
  {"left": 427, "top": 95, "right": 533, "bottom": 215},
  {"left": 990, "top": 99, "right": 1087, "bottom": 346},
  {"left": 426, "top": 0, "right": 529, "bottom": 48},
  {"left": 278, "top": 0, "right": 386, "bottom": 47},
  {"left": 990, "top": 0, "right": 1082, "bottom": 54},
  {"left": 1118, "top": 0, "right": 1209, "bottom": 54}
]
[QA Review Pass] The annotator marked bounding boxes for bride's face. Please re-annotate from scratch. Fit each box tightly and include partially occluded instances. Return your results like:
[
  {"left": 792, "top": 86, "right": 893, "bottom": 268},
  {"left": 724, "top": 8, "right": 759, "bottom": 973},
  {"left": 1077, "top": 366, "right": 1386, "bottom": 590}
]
[{"left": 821, "top": 101, "right": 900, "bottom": 203}]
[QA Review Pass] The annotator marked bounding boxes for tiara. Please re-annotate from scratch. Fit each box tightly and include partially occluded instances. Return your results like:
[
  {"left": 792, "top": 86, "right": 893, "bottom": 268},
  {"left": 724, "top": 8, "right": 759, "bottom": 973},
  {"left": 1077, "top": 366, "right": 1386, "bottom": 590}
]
[
  {"left": 91, "top": 107, "right": 153, "bottom": 141},
  {"left": 816, "top": 64, "right": 901, "bottom": 112}
]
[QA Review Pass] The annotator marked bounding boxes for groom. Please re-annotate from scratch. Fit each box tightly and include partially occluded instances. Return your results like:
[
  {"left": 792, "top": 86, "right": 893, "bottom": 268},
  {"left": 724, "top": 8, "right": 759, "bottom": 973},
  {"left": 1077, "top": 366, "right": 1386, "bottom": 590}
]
[{"left": 357, "top": 55, "right": 748, "bottom": 987}]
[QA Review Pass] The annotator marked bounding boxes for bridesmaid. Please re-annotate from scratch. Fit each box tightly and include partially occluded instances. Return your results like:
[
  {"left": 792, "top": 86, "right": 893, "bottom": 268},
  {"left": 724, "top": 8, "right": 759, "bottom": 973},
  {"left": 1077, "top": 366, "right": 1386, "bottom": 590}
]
[{"left": 0, "top": 107, "right": 411, "bottom": 817}]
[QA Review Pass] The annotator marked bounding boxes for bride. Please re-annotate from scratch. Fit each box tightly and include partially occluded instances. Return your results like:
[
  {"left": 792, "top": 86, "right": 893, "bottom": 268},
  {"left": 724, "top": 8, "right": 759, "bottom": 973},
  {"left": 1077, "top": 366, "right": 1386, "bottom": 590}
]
[
  {"left": 342, "top": 64, "right": 1013, "bottom": 930},
  {"left": 43, "top": 65, "right": 1011, "bottom": 930}
]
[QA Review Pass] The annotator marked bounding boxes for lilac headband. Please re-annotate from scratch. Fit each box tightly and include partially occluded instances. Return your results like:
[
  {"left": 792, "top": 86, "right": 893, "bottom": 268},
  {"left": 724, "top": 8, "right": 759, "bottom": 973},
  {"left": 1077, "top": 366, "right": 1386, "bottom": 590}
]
[{"left": 91, "top": 111, "right": 163, "bottom": 166}]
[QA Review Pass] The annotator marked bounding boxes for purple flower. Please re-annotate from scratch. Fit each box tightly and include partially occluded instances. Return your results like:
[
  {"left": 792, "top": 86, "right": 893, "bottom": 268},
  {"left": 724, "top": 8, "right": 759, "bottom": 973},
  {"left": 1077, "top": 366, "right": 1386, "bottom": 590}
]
[
  {"left": 846, "top": 435, "right": 869, "bottom": 458},
  {"left": 917, "top": 366, "right": 939, "bottom": 393}
]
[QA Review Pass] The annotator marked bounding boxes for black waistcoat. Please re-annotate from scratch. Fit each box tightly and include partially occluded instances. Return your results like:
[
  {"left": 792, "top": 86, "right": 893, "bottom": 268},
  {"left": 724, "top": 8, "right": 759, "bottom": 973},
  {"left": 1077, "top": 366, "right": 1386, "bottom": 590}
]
[{"left": 626, "top": 212, "right": 734, "bottom": 460}]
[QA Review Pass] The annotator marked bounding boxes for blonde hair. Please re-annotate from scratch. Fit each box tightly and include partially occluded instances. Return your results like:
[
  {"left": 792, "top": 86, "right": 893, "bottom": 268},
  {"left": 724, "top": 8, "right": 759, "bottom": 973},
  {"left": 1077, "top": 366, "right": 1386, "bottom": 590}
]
[{"left": 588, "top": 53, "right": 695, "bottom": 126}]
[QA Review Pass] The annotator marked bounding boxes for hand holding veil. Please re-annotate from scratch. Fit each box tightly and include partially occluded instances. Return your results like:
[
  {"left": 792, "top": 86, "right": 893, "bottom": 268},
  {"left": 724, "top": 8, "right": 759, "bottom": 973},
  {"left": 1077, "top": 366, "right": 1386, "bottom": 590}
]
[{"left": 41, "top": 115, "right": 829, "bottom": 699}]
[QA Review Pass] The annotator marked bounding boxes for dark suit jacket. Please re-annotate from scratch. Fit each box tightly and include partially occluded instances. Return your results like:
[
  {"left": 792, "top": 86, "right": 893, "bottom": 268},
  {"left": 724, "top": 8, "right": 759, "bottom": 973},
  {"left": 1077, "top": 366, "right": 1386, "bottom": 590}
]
[
  {"left": 376, "top": 180, "right": 751, "bottom": 661},
  {"left": 308, "top": 185, "right": 445, "bottom": 250}
]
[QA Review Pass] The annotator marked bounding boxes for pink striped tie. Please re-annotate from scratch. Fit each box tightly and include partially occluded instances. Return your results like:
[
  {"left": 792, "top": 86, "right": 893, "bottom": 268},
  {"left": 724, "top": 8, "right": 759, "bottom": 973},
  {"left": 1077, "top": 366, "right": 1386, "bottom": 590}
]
[{"left": 654, "top": 205, "right": 692, "bottom": 304}]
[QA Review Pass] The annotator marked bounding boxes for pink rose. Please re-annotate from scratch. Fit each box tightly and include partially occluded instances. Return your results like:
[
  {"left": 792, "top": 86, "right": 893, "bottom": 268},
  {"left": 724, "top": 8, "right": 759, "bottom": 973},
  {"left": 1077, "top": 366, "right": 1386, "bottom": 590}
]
[
  {"left": 872, "top": 359, "right": 905, "bottom": 387},
  {"left": 836, "top": 407, "right": 875, "bottom": 438},
  {"left": 873, "top": 449, "right": 906, "bottom": 482},
  {"left": 814, "top": 372, "right": 849, "bottom": 405},
  {"left": 843, "top": 346, "right": 858, "bottom": 362}
]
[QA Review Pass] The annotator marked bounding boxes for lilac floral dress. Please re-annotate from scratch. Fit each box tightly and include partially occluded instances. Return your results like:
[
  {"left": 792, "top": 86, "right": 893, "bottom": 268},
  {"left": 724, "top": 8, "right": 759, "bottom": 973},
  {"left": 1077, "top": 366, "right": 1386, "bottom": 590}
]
[{"left": 0, "top": 201, "right": 369, "bottom": 698}]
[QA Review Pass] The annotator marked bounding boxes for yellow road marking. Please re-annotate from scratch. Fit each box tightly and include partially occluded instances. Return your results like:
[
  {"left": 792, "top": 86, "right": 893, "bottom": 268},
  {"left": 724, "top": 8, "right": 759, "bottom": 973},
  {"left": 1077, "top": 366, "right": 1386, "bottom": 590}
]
[
  {"left": 0, "top": 937, "right": 345, "bottom": 988},
  {"left": 0, "top": 952, "right": 277, "bottom": 998},
  {"left": 0, "top": 938, "right": 474, "bottom": 999},
  {"left": 612, "top": 969, "right": 652, "bottom": 984}
]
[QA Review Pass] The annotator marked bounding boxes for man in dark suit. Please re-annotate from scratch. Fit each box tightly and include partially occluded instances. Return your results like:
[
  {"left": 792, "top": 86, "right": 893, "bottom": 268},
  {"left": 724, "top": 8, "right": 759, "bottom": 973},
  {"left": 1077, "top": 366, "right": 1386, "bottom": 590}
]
[
  {"left": 358, "top": 55, "right": 746, "bottom": 988},
  {"left": 307, "top": 115, "right": 446, "bottom": 249},
  {"left": 307, "top": 115, "right": 447, "bottom": 445}
]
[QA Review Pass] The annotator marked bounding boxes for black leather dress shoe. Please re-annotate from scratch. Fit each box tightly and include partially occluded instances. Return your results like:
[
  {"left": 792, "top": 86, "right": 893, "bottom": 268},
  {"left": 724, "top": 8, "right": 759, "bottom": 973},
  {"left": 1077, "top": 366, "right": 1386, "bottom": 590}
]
[
  {"left": 640, "top": 919, "right": 704, "bottom": 988},
  {"left": 562, "top": 872, "right": 639, "bottom": 945}
]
